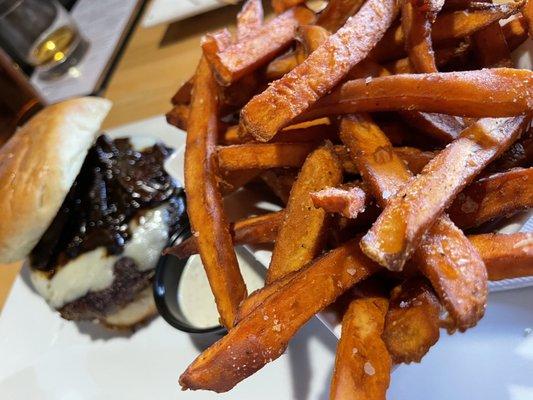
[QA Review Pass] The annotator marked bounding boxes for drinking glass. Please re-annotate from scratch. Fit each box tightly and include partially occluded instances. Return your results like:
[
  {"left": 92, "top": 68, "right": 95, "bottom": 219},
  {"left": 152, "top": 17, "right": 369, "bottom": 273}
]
[{"left": 0, "top": 0, "right": 89, "bottom": 79}]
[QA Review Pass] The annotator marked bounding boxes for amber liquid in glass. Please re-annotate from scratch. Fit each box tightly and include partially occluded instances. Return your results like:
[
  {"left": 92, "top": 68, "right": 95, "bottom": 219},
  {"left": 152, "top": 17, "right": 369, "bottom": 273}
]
[{"left": 30, "top": 25, "right": 76, "bottom": 66}]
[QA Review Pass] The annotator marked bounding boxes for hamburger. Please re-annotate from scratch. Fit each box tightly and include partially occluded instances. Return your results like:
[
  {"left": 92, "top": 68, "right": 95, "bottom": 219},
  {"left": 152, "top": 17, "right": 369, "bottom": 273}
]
[{"left": 0, "top": 97, "right": 184, "bottom": 329}]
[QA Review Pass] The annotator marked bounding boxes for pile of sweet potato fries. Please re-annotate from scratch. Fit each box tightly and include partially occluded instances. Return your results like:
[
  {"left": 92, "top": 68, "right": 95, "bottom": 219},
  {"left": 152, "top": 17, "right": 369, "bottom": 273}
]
[{"left": 166, "top": 0, "right": 533, "bottom": 397}]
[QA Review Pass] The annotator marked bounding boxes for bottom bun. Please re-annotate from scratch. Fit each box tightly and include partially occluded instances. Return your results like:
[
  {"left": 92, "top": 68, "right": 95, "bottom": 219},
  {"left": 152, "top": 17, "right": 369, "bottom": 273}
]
[{"left": 102, "top": 286, "right": 158, "bottom": 331}]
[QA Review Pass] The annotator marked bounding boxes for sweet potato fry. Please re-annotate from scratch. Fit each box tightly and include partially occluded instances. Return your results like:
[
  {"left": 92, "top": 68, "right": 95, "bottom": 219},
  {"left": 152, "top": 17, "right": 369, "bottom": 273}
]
[
  {"left": 311, "top": 183, "right": 367, "bottom": 219},
  {"left": 241, "top": 0, "right": 399, "bottom": 142},
  {"left": 341, "top": 114, "right": 487, "bottom": 329},
  {"left": 183, "top": 57, "right": 247, "bottom": 328},
  {"left": 385, "top": 41, "right": 472, "bottom": 74},
  {"left": 171, "top": 78, "right": 193, "bottom": 105},
  {"left": 166, "top": 211, "right": 285, "bottom": 259},
  {"left": 401, "top": 0, "right": 444, "bottom": 73},
  {"left": 371, "top": 1, "right": 524, "bottom": 62},
  {"left": 235, "top": 270, "right": 296, "bottom": 324},
  {"left": 265, "top": 51, "right": 300, "bottom": 80},
  {"left": 361, "top": 116, "right": 530, "bottom": 271},
  {"left": 316, "top": 0, "right": 365, "bottom": 32},
  {"left": 202, "top": 7, "right": 315, "bottom": 85},
  {"left": 486, "top": 127, "right": 533, "bottom": 173},
  {"left": 502, "top": 16, "right": 529, "bottom": 50},
  {"left": 400, "top": 112, "right": 468, "bottom": 143},
  {"left": 301, "top": 69, "right": 533, "bottom": 121},
  {"left": 297, "top": 24, "right": 330, "bottom": 53},
  {"left": 166, "top": 104, "right": 189, "bottom": 131},
  {"left": 179, "top": 238, "right": 380, "bottom": 393},
  {"left": 383, "top": 278, "right": 440, "bottom": 364},
  {"left": 394, "top": 147, "right": 436, "bottom": 174},
  {"left": 470, "top": 233, "right": 533, "bottom": 281},
  {"left": 330, "top": 295, "right": 391, "bottom": 400},
  {"left": 271, "top": 0, "right": 306, "bottom": 14},
  {"left": 266, "top": 146, "right": 343, "bottom": 283},
  {"left": 237, "top": 0, "right": 263, "bottom": 40},
  {"left": 217, "top": 142, "right": 319, "bottom": 171},
  {"left": 473, "top": 22, "right": 512, "bottom": 68},
  {"left": 449, "top": 168, "right": 533, "bottom": 229},
  {"left": 524, "top": 0, "right": 533, "bottom": 37},
  {"left": 259, "top": 169, "right": 297, "bottom": 204}
]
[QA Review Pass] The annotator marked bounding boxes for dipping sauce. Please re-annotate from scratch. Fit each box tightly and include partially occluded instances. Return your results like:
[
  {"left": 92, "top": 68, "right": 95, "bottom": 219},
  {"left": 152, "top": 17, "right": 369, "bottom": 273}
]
[{"left": 178, "top": 248, "right": 265, "bottom": 329}]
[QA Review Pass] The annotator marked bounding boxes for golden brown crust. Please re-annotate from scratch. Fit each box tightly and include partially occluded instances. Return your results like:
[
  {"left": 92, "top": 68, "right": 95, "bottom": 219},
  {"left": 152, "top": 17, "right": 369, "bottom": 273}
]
[
  {"left": 266, "top": 146, "right": 343, "bottom": 283},
  {"left": 330, "top": 295, "right": 391, "bottom": 400},
  {"left": 217, "top": 142, "right": 318, "bottom": 171},
  {"left": 341, "top": 114, "right": 487, "bottom": 330},
  {"left": 184, "top": 57, "right": 247, "bottom": 328},
  {"left": 0, "top": 97, "right": 111, "bottom": 264},
  {"left": 241, "top": 0, "right": 399, "bottom": 141},
  {"left": 371, "top": 2, "right": 524, "bottom": 62},
  {"left": 301, "top": 69, "right": 532, "bottom": 121},
  {"left": 179, "top": 239, "right": 379, "bottom": 392},
  {"left": 383, "top": 278, "right": 440, "bottom": 364},
  {"left": 470, "top": 233, "right": 533, "bottom": 281},
  {"left": 361, "top": 116, "right": 530, "bottom": 271},
  {"left": 449, "top": 168, "right": 533, "bottom": 229}
]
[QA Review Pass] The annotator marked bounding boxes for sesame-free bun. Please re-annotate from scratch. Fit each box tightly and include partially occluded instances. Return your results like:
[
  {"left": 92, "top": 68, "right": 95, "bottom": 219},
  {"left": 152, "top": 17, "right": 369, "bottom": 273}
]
[{"left": 0, "top": 97, "right": 112, "bottom": 263}]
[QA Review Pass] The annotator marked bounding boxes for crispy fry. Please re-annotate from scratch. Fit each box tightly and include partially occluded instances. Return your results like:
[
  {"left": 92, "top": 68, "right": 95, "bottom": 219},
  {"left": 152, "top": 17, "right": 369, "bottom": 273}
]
[
  {"left": 394, "top": 147, "right": 436, "bottom": 174},
  {"left": 470, "top": 233, "right": 533, "bottom": 281},
  {"left": 486, "top": 127, "right": 533, "bottom": 173},
  {"left": 502, "top": 16, "right": 529, "bottom": 50},
  {"left": 171, "top": 78, "right": 193, "bottom": 105},
  {"left": 383, "top": 278, "right": 440, "bottom": 364},
  {"left": 301, "top": 69, "right": 533, "bottom": 121},
  {"left": 400, "top": 112, "right": 467, "bottom": 143},
  {"left": 297, "top": 24, "right": 330, "bottom": 53},
  {"left": 371, "top": 1, "right": 524, "bottom": 62},
  {"left": 235, "top": 270, "right": 296, "bottom": 324},
  {"left": 473, "top": 22, "right": 512, "bottom": 68},
  {"left": 311, "top": 183, "right": 367, "bottom": 219},
  {"left": 385, "top": 41, "right": 472, "bottom": 74},
  {"left": 217, "top": 142, "right": 319, "bottom": 171},
  {"left": 183, "top": 57, "right": 247, "bottom": 328},
  {"left": 218, "top": 169, "right": 261, "bottom": 195},
  {"left": 166, "top": 211, "right": 285, "bottom": 259},
  {"left": 202, "top": 7, "right": 314, "bottom": 86},
  {"left": 265, "top": 51, "right": 300, "bottom": 79},
  {"left": 179, "top": 238, "right": 379, "bottom": 393},
  {"left": 223, "top": 120, "right": 336, "bottom": 145},
  {"left": 237, "top": 0, "right": 264, "bottom": 40},
  {"left": 449, "top": 168, "right": 533, "bottom": 229},
  {"left": 317, "top": 0, "right": 366, "bottom": 32},
  {"left": 267, "top": 146, "right": 343, "bottom": 283},
  {"left": 401, "top": 0, "right": 444, "bottom": 73},
  {"left": 524, "top": 0, "right": 533, "bottom": 37},
  {"left": 341, "top": 114, "right": 487, "bottom": 329},
  {"left": 361, "top": 116, "right": 530, "bottom": 271},
  {"left": 241, "top": 0, "right": 399, "bottom": 142},
  {"left": 271, "top": 0, "right": 306, "bottom": 13},
  {"left": 166, "top": 104, "right": 189, "bottom": 131},
  {"left": 330, "top": 295, "right": 391, "bottom": 400},
  {"left": 259, "top": 169, "right": 297, "bottom": 204}
]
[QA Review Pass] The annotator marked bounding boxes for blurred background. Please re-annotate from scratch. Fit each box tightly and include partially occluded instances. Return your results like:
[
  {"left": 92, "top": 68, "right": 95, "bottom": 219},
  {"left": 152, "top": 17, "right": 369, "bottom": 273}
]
[{"left": 0, "top": 0, "right": 249, "bottom": 311}]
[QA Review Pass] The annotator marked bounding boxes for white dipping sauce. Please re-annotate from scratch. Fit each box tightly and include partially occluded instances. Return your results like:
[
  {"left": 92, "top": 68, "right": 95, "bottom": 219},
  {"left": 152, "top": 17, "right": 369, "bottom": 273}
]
[{"left": 178, "top": 248, "right": 265, "bottom": 328}]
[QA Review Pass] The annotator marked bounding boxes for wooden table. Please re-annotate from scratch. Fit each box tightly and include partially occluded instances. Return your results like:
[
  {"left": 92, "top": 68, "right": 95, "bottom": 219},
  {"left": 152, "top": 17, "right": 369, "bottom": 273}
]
[{"left": 0, "top": 2, "right": 243, "bottom": 312}]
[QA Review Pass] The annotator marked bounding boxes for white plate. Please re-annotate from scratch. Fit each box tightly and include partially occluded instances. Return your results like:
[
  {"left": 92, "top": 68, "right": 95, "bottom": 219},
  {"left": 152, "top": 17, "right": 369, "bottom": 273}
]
[{"left": 1, "top": 113, "right": 532, "bottom": 400}]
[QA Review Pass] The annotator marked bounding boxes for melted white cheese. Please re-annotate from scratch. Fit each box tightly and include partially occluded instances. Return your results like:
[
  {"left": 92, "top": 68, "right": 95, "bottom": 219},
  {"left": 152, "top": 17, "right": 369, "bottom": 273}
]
[
  {"left": 178, "top": 249, "right": 265, "bottom": 329},
  {"left": 31, "top": 205, "right": 171, "bottom": 309}
]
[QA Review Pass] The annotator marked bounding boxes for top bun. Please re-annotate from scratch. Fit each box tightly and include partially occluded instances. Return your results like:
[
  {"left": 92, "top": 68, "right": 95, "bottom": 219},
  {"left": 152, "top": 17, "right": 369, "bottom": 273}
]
[{"left": 0, "top": 97, "right": 112, "bottom": 263}]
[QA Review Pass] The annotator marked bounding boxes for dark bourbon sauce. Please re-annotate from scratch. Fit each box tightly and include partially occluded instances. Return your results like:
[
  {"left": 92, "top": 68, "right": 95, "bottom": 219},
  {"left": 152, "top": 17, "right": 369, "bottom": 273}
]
[{"left": 30, "top": 135, "right": 184, "bottom": 274}]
